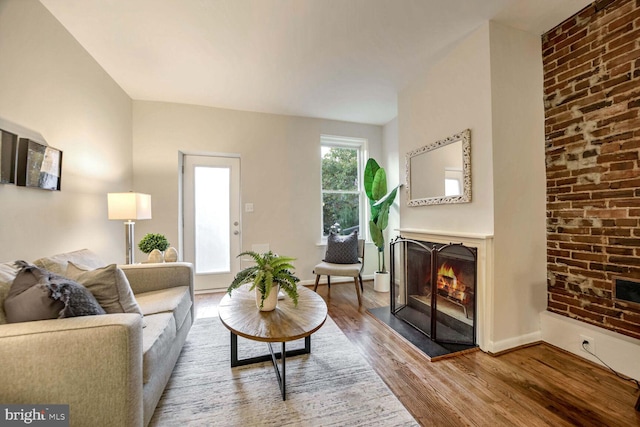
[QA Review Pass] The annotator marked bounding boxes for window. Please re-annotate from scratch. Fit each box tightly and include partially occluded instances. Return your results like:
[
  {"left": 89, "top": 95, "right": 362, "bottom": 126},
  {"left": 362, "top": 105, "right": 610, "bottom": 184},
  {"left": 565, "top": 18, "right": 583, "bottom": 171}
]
[{"left": 320, "top": 135, "right": 366, "bottom": 239}]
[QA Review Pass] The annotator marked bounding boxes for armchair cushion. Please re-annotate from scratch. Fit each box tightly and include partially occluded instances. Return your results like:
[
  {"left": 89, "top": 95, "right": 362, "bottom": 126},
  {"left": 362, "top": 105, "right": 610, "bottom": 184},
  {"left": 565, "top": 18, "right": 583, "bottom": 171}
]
[{"left": 324, "top": 231, "right": 359, "bottom": 264}]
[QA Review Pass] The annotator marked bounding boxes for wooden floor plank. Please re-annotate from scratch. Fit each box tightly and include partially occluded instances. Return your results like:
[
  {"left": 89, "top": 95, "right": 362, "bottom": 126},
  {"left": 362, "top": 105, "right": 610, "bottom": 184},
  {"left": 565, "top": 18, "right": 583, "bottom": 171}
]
[{"left": 195, "top": 282, "right": 640, "bottom": 426}]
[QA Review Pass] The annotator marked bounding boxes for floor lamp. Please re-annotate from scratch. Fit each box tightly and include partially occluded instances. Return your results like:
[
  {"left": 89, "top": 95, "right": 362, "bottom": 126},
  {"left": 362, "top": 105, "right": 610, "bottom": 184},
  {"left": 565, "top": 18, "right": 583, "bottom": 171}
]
[{"left": 108, "top": 192, "right": 152, "bottom": 264}]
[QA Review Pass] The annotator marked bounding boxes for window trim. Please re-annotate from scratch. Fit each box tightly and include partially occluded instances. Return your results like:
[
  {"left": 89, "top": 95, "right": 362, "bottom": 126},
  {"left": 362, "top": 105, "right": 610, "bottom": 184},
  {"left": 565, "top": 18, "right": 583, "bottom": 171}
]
[{"left": 319, "top": 135, "right": 368, "bottom": 243}]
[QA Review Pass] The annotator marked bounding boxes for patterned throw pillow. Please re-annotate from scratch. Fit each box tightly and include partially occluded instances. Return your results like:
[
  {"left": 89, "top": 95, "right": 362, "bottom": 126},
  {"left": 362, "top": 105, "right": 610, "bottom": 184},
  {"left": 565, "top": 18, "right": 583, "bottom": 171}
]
[{"left": 324, "top": 231, "right": 359, "bottom": 264}]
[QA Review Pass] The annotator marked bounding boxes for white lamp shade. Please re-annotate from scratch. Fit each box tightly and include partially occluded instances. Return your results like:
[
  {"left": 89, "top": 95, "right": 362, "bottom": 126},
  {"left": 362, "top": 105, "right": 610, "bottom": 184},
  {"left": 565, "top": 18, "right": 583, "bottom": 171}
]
[{"left": 108, "top": 192, "right": 152, "bottom": 220}]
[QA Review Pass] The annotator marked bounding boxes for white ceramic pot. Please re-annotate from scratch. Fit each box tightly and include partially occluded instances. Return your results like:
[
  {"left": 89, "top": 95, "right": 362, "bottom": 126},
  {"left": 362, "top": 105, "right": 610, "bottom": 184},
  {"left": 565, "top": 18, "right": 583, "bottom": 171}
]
[
  {"left": 374, "top": 271, "right": 390, "bottom": 292},
  {"left": 164, "top": 247, "right": 178, "bottom": 262},
  {"left": 148, "top": 249, "right": 164, "bottom": 263},
  {"left": 256, "top": 287, "right": 279, "bottom": 311}
]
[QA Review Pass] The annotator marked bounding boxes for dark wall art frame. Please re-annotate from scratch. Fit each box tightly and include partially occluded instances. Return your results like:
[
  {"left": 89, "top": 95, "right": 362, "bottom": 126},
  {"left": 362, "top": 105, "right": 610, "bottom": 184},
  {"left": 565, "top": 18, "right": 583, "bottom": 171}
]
[
  {"left": 16, "top": 138, "right": 63, "bottom": 191},
  {"left": 0, "top": 129, "right": 18, "bottom": 184}
]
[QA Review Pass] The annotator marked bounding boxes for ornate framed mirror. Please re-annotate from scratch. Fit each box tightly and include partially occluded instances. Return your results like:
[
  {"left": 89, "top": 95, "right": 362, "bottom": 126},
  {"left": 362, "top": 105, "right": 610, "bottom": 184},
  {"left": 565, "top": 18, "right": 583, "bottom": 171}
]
[{"left": 406, "top": 129, "right": 471, "bottom": 206}]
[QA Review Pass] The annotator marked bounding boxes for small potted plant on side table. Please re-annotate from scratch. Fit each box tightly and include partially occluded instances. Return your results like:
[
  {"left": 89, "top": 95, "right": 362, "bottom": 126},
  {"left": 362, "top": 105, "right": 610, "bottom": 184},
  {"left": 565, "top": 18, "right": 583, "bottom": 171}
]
[{"left": 138, "top": 233, "right": 170, "bottom": 263}]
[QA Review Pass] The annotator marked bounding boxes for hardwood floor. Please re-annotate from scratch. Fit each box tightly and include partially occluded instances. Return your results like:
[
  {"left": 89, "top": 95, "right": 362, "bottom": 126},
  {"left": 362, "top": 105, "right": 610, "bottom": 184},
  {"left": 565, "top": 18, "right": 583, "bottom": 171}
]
[{"left": 196, "top": 282, "right": 640, "bottom": 426}]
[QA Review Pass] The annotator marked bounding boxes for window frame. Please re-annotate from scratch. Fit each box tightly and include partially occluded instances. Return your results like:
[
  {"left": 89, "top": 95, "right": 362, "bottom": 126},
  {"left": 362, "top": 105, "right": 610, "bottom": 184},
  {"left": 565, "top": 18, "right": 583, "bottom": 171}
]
[{"left": 319, "top": 135, "right": 368, "bottom": 243}]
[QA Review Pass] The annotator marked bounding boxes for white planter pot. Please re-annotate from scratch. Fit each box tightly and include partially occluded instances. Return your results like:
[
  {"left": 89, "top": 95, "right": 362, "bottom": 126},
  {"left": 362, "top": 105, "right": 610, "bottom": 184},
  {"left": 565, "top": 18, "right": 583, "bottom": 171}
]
[
  {"left": 374, "top": 271, "right": 390, "bottom": 292},
  {"left": 256, "top": 287, "right": 279, "bottom": 311}
]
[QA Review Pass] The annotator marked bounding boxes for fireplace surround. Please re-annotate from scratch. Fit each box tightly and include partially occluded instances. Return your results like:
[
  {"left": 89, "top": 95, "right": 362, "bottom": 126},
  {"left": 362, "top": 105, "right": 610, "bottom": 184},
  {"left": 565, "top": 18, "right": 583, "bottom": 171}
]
[{"left": 390, "top": 237, "right": 478, "bottom": 347}]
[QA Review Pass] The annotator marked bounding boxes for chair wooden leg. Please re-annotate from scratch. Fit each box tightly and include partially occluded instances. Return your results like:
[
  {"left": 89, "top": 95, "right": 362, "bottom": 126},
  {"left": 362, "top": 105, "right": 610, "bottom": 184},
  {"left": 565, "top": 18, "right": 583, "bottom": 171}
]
[
  {"left": 353, "top": 277, "right": 362, "bottom": 306},
  {"left": 327, "top": 276, "right": 331, "bottom": 289},
  {"left": 313, "top": 275, "right": 320, "bottom": 292},
  {"left": 358, "top": 274, "right": 364, "bottom": 292}
]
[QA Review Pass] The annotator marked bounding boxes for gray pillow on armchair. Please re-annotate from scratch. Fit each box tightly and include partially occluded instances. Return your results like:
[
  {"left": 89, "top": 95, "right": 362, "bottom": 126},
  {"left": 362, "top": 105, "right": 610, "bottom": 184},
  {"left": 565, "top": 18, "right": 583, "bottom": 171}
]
[{"left": 324, "top": 231, "right": 360, "bottom": 264}]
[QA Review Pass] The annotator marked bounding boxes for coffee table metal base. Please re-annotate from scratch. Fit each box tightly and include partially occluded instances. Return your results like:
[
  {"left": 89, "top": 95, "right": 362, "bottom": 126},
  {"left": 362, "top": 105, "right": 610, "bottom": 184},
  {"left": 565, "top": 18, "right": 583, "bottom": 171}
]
[{"left": 230, "top": 332, "right": 311, "bottom": 400}]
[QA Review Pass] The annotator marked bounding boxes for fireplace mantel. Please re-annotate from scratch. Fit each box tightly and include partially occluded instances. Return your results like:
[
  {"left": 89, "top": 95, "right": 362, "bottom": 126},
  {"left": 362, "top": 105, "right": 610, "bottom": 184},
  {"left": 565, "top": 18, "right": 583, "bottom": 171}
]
[{"left": 396, "top": 228, "right": 494, "bottom": 352}]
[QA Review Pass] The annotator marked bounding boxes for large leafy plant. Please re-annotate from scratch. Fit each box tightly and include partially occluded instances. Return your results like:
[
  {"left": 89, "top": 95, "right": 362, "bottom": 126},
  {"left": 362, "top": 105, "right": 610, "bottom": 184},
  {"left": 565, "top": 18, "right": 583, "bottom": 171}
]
[
  {"left": 364, "top": 159, "right": 398, "bottom": 273},
  {"left": 227, "top": 251, "right": 300, "bottom": 308}
]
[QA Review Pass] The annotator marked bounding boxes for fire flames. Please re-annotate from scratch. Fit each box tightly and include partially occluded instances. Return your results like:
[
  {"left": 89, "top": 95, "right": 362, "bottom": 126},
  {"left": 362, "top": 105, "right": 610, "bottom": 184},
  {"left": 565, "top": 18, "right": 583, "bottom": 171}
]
[{"left": 436, "top": 263, "right": 469, "bottom": 305}]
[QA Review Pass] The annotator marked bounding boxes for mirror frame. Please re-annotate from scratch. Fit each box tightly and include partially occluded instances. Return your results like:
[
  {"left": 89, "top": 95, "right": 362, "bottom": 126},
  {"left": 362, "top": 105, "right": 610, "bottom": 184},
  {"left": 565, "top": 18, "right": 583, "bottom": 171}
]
[{"left": 405, "top": 129, "right": 471, "bottom": 206}]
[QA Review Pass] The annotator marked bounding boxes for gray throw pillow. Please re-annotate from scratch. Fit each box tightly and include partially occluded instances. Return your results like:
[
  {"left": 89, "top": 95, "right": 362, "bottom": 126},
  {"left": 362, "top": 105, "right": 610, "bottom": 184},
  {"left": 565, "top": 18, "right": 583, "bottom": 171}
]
[
  {"left": 65, "top": 262, "right": 142, "bottom": 317},
  {"left": 4, "top": 262, "right": 64, "bottom": 323},
  {"left": 45, "top": 276, "right": 106, "bottom": 318},
  {"left": 324, "top": 231, "right": 359, "bottom": 264}
]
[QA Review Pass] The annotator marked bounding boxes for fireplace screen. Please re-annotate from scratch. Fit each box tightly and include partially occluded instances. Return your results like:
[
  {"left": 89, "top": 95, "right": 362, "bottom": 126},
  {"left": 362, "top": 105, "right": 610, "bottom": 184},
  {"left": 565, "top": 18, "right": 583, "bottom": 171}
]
[{"left": 390, "top": 238, "right": 477, "bottom": 346}]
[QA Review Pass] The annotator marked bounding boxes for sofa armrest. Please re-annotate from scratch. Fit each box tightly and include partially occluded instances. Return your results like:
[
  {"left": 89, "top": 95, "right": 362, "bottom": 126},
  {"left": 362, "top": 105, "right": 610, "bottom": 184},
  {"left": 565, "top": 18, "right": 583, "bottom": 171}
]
[
  {"left": 120, "top": 262, "right": 194, "bottom": 296},
  {"left": 0, "top": 314, "right": 143, "bottom": 427}
]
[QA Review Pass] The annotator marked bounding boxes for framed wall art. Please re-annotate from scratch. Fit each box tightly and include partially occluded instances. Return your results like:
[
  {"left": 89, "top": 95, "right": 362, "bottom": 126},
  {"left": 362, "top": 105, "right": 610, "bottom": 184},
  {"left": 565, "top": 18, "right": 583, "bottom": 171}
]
[
  {"left": 16, "top": 138, "right": 63, "bottom": 191},
  {"left": 0, "top": 129, "right": 18, "bottom": 184}
]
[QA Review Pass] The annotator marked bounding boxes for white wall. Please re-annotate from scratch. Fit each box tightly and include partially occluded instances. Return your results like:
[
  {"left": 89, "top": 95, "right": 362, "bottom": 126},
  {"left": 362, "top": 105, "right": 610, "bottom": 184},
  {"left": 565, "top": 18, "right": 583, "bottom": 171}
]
[
  {"left": 0, "top": 0, "right": 132, "bottom": 263},
  {"left": 132, "top": 101, "right": 382, "bottom": 282},
  {"left": 382, "top": 117, "right": 400, "bottom": 271},
  {"left": 398, "top": 23, "right": 495, "bottom": 235},
  {"left": 489, "top": 21, "right": 547, "bottom": 346}
]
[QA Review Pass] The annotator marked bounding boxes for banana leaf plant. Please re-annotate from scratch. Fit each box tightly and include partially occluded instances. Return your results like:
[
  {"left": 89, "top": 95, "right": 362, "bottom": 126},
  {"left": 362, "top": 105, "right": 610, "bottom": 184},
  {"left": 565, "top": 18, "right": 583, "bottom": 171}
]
[{"left": 364, "top": 158, "right": 399, "bottom": 273}]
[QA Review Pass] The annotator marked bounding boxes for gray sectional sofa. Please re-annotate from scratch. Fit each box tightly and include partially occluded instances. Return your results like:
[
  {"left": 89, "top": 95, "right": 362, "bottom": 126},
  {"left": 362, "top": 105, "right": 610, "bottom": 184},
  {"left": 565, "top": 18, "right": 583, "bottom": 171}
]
[{"left": 0, "top": 249, "right": 195, "bottom": 426}]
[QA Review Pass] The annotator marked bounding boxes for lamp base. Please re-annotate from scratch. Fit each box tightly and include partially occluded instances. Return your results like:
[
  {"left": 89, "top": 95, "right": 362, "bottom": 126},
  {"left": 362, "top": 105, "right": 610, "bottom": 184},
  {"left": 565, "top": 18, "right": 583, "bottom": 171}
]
[{"left": 125, "top": 220, "right": 135, "bottom": 264}]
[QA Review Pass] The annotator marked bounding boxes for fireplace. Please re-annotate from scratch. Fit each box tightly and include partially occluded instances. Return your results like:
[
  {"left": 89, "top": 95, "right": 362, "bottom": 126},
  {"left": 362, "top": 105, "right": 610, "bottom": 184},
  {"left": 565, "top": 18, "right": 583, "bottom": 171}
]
[{"left": 390, "top": 237, "right": 477, "bottom": 346}]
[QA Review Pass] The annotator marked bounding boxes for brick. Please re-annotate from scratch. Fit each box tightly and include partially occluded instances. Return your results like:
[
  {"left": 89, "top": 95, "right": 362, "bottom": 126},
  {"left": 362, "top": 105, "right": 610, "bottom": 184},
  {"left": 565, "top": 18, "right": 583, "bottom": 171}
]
[
  {"left": 590, "top": 189, "right": 635, "bottom": 199},
  {"left": 609, "top": 161, "right": 635, "bottom": 170},
  {"left": 569, "top": 268, "right": 608, "bottom": 279},
  {"left": 606, "top": 246, "right": 635, "bottom": 255},
  {"left": 608, "top": 237, "right": 640, "bottom": 245},
  {"left": 596, "top": 150, "right": 638, "bottom": 163},
  {"left": 610, "top": 255, "right": 640, "bottom": 266},
  {"left": 571, "top": 200, "right": 607, "bottom": 209},
  {"left": 607, "top": 49, "right": 640, "bottom": 71},
  {"left": 573, "top": 252, "right": 607, "bottom": 262},
  {"left": 605, "top": 316, "right": 640, "bottom": 335},
  {"left": 569, "top": 306, "right": 605, "bottom": 322},
  {"left": 622, "top": 312, "right": 640, "bottom": 324},
  {"left": 615, "top": 218, "right": 639, "bottom": 226},
  {"left": 588, "top": 304, "right": 623, "bottom": 317},
  {"left": 606, "top": 79, "right": 640, "bottom": 98},
  {"left": 607, "top": 7, "right": 640, "bottom": 32},
  {"left": 548, "top": 301, "right": 569, "bottom": 311}
]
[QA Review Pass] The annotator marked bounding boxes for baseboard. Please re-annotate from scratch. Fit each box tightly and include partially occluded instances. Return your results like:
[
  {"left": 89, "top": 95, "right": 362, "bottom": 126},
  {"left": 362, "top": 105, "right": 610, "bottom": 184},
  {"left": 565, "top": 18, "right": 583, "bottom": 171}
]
[
  {"left": 540, "top": 311, "right": 640, "bottom": 381},
  {"left": 299, "top": 274, "right": 374, "bottom": 286},
  {"left": 485, "top": 330, "right": 542, "bottom": 354}
]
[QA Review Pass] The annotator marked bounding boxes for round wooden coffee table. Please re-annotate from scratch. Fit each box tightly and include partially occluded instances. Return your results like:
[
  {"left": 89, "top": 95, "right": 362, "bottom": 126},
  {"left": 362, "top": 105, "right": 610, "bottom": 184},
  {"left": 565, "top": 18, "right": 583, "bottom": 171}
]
[{"left": 218, "top": 284, "right": 327, "bottom": 400}]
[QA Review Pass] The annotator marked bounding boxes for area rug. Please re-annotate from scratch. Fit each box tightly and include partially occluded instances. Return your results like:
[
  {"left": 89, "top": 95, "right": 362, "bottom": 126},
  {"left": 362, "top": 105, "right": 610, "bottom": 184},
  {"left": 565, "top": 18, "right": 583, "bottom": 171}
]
[{"left": 150, "top": 315, "right": 418, "bottom": 426}]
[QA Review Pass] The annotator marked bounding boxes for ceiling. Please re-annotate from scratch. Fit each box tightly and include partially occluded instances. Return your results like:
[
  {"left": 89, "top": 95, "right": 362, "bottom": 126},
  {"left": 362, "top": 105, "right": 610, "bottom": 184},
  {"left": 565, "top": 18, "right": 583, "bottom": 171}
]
[{"left": 40, "top": 0, "right": 592, "bottom": 125}]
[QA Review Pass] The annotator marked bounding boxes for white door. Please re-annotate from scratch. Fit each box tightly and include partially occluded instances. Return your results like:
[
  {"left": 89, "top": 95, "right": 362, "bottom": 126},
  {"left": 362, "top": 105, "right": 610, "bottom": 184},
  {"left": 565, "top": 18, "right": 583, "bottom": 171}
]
[{"left": 183, "top": 155, "right": 241, "bottom": 291}]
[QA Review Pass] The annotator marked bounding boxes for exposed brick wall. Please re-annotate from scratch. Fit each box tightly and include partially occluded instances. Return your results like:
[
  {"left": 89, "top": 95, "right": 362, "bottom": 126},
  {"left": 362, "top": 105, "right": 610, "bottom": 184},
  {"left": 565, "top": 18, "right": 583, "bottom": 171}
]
[{"left": 543, "top": 0, "right": 640, "bottom": 340}]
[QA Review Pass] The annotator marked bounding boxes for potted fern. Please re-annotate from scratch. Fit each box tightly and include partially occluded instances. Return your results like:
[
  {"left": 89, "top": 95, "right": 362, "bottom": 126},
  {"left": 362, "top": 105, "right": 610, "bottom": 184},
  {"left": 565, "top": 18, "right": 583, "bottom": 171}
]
[
  {"left": 226, "top": 251, "right": 300, "bottom": 311},
  {"left": 364, "top": 158, "right": 399, "bottom": 292}
]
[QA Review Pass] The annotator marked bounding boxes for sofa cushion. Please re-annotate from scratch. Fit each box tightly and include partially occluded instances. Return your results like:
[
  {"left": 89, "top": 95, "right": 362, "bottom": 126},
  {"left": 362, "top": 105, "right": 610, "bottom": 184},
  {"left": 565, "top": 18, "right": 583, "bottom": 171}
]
[
  {"left": 0, "top": 262, "right": 20, "bottom": 324},
  {"left": 142, "top": 312, "right": 176, "bottom": 384},
  {"left": 136, "top": 286, "right": 191, "bottom": 331},
  {"left": 3, "top": 264, "right": 64, "bottom": 323},
  {"left": 324, "top": 231, "right": 359, "bottom": 264},
  {"left": 33, "top": 249, "right": 105, "bottom": 275},
  {"left": 66, "top": 262, "right": 143, "bottom": 316}
]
